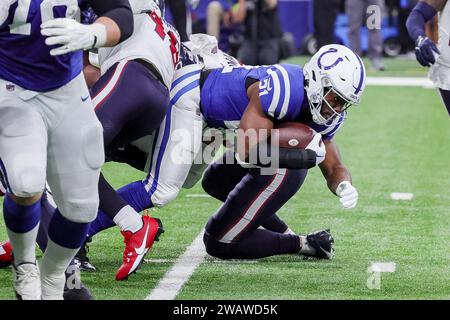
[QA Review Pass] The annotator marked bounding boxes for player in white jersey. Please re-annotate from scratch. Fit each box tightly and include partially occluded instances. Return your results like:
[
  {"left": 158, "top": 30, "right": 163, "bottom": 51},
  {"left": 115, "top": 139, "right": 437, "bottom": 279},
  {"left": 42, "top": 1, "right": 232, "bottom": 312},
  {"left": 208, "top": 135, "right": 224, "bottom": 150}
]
[
  {"left": 81, "top": 1, "right": 180, "bottom": 281},
  {"left": 0, "top": 0, "right": 134, "bottom": 300},
  {"left": 407, "top": 0, "right": 450, "bottom": 115}
]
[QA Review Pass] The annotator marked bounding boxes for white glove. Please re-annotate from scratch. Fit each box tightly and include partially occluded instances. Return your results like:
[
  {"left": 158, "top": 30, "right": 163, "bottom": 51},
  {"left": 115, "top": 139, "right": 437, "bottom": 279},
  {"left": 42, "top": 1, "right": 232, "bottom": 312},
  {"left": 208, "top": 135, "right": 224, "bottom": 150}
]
[
  {"left": 305, "top": 132, "right": 326, "bottom": 165},
  {"left": 41, "top": 18, "right": 107, "bottom": 56},
  {"left": 336, "top": 181, "right": 358, "bottom": 209}
]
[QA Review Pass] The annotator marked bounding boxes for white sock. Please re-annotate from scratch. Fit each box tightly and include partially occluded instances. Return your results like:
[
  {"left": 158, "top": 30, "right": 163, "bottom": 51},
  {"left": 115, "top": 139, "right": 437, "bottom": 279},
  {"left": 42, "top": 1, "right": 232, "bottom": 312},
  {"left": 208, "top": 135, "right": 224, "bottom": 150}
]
[
  {"left": 113, "top": 205, "right": 143, "bottom": 233},
  {"left": 7, "top": 223, "right": 39, "bottom": 265},
  {"left": 298, "top": 235, "right": 317, "bottom": 255},
  {"left": 40, "top": 239, "right": 78, "bottom": 300}
]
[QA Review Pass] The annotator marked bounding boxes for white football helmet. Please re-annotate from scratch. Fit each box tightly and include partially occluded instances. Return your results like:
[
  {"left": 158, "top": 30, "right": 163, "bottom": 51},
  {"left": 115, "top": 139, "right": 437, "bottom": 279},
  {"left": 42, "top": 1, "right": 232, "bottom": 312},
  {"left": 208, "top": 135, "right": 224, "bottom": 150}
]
[{"left": 303, "top": 44, "right": 366, "bottom": 126}]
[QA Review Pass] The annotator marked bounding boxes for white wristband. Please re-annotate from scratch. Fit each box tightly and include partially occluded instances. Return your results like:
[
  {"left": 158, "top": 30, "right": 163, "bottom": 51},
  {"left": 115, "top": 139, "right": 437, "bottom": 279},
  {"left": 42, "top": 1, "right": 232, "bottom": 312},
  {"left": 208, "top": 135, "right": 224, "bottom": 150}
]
[
  {"left": 90, "top": 23, "right": 107, "bottom": 49},
  {"left": 336, "top": 180, "right": 351, "bottom": 197}
]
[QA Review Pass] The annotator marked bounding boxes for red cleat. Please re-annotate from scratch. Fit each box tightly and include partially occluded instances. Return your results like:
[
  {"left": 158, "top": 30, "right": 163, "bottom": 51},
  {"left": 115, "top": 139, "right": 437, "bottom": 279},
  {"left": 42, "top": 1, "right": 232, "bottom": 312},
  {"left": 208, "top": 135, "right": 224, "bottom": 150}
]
[
  {"left": 115, "top": 216, "right": 164, "bottom": 281},
  {"left": 0, "top": 240, "right": 13, "bottom": 268}
]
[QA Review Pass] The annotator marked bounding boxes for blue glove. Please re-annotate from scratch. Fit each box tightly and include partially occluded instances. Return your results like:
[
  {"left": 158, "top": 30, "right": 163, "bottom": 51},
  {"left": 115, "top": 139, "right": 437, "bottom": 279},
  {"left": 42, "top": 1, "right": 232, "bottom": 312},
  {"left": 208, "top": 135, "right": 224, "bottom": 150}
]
[{"left": 415, "top": 35, "right": 440, "bottom": 67}]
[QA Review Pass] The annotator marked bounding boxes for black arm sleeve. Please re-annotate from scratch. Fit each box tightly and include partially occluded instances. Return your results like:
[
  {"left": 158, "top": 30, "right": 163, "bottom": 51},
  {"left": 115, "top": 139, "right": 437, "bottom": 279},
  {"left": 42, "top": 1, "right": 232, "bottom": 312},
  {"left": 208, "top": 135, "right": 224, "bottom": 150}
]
[
  {"left": 247, "top": 145, "right": 317, "bottom": 169},
  {"left": 87, "top": 0, "right": 134, "bottom": 42}
]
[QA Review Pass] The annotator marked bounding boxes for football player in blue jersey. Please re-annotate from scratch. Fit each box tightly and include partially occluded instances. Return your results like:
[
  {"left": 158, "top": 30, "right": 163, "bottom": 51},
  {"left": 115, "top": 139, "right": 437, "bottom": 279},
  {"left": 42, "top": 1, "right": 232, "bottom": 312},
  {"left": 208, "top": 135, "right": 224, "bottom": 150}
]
[
  {"left": 78, "top": 44, "right": 365, "bottom": 264},
  {"left": 0, "top": 0, "right": 133, "bottom": 300},
  {"left": 2, "top": 43, "right": 365, "bottom": 281}
]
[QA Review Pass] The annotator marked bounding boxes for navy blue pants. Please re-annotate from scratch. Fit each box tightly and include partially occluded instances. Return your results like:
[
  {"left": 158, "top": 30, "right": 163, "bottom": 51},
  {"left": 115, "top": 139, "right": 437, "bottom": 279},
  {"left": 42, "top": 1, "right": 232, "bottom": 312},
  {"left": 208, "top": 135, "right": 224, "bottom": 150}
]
[{"left": 202, "top": 152, "right": 306, "bottom": 259}]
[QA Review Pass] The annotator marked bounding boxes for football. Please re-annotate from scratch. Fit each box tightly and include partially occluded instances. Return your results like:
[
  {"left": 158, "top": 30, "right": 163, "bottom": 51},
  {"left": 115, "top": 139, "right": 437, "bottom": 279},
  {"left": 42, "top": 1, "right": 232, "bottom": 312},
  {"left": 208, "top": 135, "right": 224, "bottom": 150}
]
[{"left": 272, "top": 122, "right": 318, "bottom": 149}]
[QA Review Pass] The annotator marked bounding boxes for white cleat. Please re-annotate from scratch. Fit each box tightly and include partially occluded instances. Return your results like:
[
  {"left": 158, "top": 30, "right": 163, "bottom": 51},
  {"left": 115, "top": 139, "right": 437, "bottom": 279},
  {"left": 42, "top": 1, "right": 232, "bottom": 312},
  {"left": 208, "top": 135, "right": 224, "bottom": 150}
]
[{"left": 12, "top": 262, "right": 42, "bottom": 300}]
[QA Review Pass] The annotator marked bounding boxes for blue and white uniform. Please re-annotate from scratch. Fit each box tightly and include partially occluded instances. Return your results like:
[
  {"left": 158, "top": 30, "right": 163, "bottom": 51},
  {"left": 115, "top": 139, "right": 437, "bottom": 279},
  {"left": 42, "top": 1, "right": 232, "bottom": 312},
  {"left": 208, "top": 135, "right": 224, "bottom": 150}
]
[
  {"left": 139, "top": 63, "right": 344, "bottom": 208},
  {"left": 0, "top": 0, "right": 86, "bottom": 92},
  {"left": 0, "top": 0, "right": 104, "bottom": 222}
]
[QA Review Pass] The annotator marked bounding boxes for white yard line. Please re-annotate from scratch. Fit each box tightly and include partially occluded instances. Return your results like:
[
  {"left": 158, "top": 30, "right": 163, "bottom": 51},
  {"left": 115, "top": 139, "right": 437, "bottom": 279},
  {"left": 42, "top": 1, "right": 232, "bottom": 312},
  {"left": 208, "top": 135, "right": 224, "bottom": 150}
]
[
  {"left": 366, "top": 77, "right": 434, "bottom": 88},
  {"left": 145, "top": 258, "right": 258, "bottom": 264},
  {"left": 146, "top": 230, "right": 207, "bottom": 300},
  {"left": 390, "top": 192, "right": 414, "bottom": 200},
  {"left": 185, "top": 194, "right": 211, "bottom": 198}
]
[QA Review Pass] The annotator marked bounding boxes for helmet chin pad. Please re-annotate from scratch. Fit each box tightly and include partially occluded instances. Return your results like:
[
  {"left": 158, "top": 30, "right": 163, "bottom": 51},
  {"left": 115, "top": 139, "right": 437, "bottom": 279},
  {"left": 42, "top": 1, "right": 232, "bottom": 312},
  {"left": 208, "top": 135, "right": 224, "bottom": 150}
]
[{"left": 309, "top": 87, "right": 349, "bottom": 126}]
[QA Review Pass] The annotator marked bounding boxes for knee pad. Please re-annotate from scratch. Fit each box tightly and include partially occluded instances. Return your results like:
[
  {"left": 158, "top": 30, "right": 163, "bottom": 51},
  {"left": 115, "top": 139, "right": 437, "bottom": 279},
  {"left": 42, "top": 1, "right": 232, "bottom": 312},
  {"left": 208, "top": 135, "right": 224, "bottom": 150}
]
[
  {"left": 150, "top": 184, "right": 180, "bottom": 208},
  {"left": 57, "top": 193, "right": 99, "bottom": 224},
  {"left": 81, "top": 120, "right": 104, "bottom": 170},
  {"left": 9, "top": 166, "right": 46, "bottom": 198}
]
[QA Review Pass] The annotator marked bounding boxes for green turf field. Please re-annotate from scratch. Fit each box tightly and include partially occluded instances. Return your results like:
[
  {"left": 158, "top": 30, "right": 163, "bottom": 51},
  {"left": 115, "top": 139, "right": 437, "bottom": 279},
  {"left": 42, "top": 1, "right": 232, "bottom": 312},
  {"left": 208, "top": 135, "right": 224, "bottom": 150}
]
[{"left": 0, "top": 58, "right": 449, "bottom": 300}]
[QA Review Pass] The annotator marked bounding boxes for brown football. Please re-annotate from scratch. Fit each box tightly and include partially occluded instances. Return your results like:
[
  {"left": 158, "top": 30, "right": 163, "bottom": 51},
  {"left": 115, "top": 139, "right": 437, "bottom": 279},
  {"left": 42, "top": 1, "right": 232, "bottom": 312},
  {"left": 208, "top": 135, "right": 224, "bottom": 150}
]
[{"left": 272, "top": 122, "right": 318, "bottom": 149}]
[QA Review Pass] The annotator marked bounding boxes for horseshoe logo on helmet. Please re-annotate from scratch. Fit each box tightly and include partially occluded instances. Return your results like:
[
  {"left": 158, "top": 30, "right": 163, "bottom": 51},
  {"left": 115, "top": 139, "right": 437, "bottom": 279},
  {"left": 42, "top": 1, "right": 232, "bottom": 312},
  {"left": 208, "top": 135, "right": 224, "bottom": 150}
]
[{"left": 317, "top": 48, "right": 344, "bottom": 71}]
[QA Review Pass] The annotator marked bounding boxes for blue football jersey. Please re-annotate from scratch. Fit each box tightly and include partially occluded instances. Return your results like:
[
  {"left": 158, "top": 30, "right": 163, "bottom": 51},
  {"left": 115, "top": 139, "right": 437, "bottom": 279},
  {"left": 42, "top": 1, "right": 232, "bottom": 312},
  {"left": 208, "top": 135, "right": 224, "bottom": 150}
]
[
  {"left": 0, "top": 0, "right": 86, "bottom": 92},
  {"left": 200, "top": 64, "right": 305, "bottom": 129},
  {"left": 200, "top": 63, "right": 345, "bottom": 140},
  {"left": 306, "top": 112, "right": 345, "bottom": 140}
]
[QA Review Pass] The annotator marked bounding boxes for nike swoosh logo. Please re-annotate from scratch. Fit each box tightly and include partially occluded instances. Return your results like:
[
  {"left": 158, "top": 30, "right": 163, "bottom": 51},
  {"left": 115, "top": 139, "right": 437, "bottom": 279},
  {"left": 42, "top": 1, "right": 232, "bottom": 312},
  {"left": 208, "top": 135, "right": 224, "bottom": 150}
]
[
  {"left": 0, "top": 247, "right": 5, "bottom": 255},
  {"left": 134, "top": 224, "right": 150, "bottom": 256},
  {"left": 81, "top": 95, "right": 90, "bottom": 102}
]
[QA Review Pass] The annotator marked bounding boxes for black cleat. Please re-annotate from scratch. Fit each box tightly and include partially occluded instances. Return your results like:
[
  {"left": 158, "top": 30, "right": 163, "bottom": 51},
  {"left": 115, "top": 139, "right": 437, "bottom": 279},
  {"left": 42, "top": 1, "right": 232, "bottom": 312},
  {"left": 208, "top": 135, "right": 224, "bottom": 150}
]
[
  {"left": 64, "top": 260, "right": 95, "bottom": 300},
  {"left": 73, "top": 237, "right": 96, "bottom": 272},
  {"left": 302, "top": 229, "right": 335, "bottom": 259},
  {"left": 63, "top": 284, "right": 95, "bottom": 300}
]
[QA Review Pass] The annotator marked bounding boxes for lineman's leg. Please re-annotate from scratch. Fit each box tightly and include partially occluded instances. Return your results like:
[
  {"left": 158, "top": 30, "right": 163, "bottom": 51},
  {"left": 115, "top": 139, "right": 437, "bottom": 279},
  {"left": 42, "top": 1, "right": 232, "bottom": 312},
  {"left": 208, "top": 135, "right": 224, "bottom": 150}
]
[
  {"left": 202, "top": 152, "right": 292, "bottom": 234},
  {"left": 41, "top": 74, "right": 104, "bottom": 299},
  {"left": 107, "top": 64, "right": 204, "bottom": 212},
  {"left": 87, "top": 88, "right": 204, "bottom": 237},
  {"left": 35, "top": 190, "right": 57, "bottom": 252},
  {"left": 203, "top": 168, "right": 307, "bottom": 259},
  {"left": 0, "top": 83, "right": 47, "bottom": 299},
  {"left": 87, "top": 64, "right": 203, "bottom": 238},
  {"left": 91, "top": 60, "right": 169, "bottom": 233},
  {"left": 0, "top": 111, "right": 45, "bottom": 266}
]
